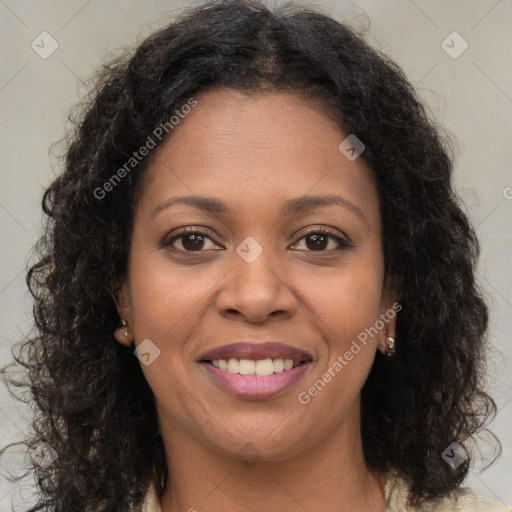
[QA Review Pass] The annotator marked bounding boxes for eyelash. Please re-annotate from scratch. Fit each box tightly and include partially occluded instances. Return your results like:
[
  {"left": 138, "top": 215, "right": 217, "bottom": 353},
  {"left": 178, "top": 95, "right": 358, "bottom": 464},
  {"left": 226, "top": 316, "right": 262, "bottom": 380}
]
[{"left": 163, "top": 226, "right": 353, "bottom": 254}]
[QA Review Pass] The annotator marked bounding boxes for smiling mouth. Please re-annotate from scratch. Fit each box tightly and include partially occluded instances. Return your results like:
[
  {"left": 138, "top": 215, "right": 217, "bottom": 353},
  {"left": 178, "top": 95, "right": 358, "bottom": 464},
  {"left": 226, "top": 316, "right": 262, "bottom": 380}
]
[{"left": 201, "top": 357, "right": 309, "bottom": 377}]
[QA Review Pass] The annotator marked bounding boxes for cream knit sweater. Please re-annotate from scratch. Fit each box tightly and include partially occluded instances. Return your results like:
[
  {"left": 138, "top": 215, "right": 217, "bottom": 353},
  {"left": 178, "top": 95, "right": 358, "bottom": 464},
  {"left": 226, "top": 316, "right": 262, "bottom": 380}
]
[{"left": 141, "top": 471, "right": 511, "bottom": 511}]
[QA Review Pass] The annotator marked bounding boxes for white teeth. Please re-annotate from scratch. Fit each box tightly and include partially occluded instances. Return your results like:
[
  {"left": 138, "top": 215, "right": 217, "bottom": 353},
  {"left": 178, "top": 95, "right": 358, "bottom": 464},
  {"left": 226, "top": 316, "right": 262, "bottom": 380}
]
[
  {"left": 273, "top": 358, "right": 284, "bottom": 373},
  {"left": 211, "top": 358, "right": 300, "bottom": 376},
  {"left": 255, "top": 359, "right": 274, "bottom": 376},
  {"left": 227, "top": 358, "right": 239, "bottom": 373},
  {"left": 238, "top": 359, "right": 255, "bottom": 375}
]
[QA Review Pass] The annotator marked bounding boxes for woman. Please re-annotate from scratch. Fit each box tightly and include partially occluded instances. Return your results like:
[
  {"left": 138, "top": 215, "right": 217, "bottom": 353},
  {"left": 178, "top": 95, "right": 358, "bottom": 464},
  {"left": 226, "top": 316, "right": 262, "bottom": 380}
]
[{"left": 6, "top": 0, "right": 509, "bottom": 510}]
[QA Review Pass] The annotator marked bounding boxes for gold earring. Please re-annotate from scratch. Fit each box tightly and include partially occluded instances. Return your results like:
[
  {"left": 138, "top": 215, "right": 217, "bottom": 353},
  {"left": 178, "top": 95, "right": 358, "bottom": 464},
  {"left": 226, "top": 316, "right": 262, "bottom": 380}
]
[
  {"left": 384, "top": 336, "right": 395, "bottom": 357},
  {"left": 121, "top": 319, "right": 129, "bottom": 337}
]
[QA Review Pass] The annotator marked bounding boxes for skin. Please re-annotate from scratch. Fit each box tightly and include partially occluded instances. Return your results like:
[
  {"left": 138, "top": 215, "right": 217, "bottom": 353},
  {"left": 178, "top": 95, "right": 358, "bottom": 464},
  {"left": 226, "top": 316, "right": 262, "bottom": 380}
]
[{"left": 114, "top": 88, "right": 397, "bottom": 512}]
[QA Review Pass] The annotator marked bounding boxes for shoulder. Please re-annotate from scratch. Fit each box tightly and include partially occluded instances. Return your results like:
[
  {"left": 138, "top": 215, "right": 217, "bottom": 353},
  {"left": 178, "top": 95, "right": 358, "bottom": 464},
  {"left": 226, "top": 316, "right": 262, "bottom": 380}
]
[
  {"left": 384, "top": 471, "right": 511, "bottom": 512},
  {"left": 142, "top": 481, "right": 161, "bottom": 512},
  {"left": 451, "top": 490, "right": 512, "bottom": 511}
]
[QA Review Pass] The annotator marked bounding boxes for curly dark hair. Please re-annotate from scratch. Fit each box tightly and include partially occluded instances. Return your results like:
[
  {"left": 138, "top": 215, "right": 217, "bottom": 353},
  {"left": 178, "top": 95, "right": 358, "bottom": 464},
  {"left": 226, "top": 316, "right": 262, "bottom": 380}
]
[{"left": 2, "top": 0, "right": 499, "bottom": 510}]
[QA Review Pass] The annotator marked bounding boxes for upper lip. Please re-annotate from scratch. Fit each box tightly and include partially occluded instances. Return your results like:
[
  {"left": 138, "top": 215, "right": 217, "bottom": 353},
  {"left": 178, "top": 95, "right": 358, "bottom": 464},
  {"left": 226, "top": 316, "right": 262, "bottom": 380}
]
[{"left": 199, "top": 342, "right": 313, "bottom": 363}]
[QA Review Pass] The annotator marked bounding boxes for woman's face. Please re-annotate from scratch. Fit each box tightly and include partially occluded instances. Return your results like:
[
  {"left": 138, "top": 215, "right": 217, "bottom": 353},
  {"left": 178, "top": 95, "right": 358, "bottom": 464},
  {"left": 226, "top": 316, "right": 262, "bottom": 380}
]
[{"left": 116, "top": 88, "right": 396, "bottom": 461}]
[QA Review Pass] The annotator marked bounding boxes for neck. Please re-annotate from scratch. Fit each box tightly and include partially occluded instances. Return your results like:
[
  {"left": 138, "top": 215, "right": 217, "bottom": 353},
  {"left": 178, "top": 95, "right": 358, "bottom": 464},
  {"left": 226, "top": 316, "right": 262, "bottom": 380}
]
[{"left": 157, "top": 405, "right": 387, "bottom": 512}]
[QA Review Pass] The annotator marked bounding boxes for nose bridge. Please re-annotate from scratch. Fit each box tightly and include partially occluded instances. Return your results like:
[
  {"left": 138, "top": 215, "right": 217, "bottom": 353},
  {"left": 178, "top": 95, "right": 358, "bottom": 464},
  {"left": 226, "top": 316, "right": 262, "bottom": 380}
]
[
  {"left": 216, "top": 235, "right": 296, "bottom": 321},
  {"left": 237, "top": 241, "right": 279, "bottom": 289}
]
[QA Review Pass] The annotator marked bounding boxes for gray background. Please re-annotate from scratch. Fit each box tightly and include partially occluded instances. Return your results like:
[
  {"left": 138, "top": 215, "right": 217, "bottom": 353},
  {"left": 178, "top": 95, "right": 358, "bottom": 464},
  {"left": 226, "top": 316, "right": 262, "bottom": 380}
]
[{"left": 1, "top": 0, "right": 511, "bottom": 509}]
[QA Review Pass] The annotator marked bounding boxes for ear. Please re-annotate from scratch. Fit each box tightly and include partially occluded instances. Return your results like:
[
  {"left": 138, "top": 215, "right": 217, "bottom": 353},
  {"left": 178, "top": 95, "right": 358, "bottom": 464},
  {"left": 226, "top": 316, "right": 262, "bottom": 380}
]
[
  {"left": 112, "top": 281, "right": 133, "bottom": 347},
  {"left": 377, "top": 274, "right": 400, "bottom": 354}
]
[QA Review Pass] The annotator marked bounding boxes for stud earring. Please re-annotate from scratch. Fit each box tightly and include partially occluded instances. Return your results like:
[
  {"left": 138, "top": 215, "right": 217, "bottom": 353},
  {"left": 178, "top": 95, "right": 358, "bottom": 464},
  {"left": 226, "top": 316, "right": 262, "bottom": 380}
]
[
  {"left": 121, "top": 319, "right": 129, "bottom": 337},
  {"left": 114, "top": 318, "right": 133, "bottom": 346},
  {"left": 384, "top": 335, "right": 396, "bottom": 357}
]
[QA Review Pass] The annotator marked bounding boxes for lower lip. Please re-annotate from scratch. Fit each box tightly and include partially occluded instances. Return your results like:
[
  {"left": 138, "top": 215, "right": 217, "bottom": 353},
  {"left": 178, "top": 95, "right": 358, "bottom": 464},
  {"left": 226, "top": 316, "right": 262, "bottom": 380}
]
[{"left": 200, "top": 361, "right": 312, "bottom": 399}]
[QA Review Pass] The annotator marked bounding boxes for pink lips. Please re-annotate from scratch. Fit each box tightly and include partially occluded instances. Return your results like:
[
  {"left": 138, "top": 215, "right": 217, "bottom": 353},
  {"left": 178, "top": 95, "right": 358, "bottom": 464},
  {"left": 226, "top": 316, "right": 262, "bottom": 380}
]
[
  {"left": 198, "top": 341, "right": 313, "bottom": 400},
  {"left": 201, "top": 360, "right": 312, "bottom": 399}
]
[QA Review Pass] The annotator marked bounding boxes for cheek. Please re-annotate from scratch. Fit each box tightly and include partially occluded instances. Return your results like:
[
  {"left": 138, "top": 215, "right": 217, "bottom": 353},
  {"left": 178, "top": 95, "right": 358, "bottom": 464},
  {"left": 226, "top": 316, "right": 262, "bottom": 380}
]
[
  {"left": 299, "top": 279, "right": 382, "bottom": 419},
  {"left": 307, "top": 255, "right": 384, "bottom": 385},
  {"left": 126, "top": 255, "right": 206, "bottom": 397},
  {"left": 126, "top": 242, "right": 229, "bottom": 389},
  {"left": 127, "top": 245, "right": 206, "bottom": 339},
  {"left": 315, "top": 258, "right": 383, "bottom": 333}
]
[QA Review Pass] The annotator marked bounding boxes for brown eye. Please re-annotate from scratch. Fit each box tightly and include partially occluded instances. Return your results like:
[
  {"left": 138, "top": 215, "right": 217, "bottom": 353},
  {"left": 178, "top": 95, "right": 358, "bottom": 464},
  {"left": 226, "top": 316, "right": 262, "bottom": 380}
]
[
  {"left": 294, "top": 228, "right": 352, "bottom": 252},
  {"left": 180, "top": 233, "right": 206, "bottom": 251},
  {"left": 164, "top": 228, "right": 220, "bottom": 253},
  {"left": 304, "top": 233, "right": 329, "bottom": 251}
]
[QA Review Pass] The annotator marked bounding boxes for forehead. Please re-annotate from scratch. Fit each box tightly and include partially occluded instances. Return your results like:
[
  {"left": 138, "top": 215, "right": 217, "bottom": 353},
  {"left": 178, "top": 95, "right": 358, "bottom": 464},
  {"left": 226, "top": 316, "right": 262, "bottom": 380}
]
[{"left": 136, "top": 88, "right": 379, "bottom": 226}]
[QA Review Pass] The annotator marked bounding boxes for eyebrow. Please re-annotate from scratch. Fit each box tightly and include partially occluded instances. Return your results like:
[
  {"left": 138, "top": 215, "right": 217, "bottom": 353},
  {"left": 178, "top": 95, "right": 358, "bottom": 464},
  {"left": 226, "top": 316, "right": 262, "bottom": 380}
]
[{"left": 150, "top": 194, "right": 368, "bottom": 224}]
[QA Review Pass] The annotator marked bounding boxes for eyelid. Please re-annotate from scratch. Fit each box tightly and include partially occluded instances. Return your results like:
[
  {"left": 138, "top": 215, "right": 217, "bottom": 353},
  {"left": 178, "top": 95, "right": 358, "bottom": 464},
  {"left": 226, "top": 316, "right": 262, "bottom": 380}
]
[
  {"left": 161, "top": 226, "right": 221, "bottom": 249},
  {"left": 292, "top": 226, "right": 353, "bottom": 250},
  {"left": 163, "top": 225, "right": 353, "bottom": 252}
]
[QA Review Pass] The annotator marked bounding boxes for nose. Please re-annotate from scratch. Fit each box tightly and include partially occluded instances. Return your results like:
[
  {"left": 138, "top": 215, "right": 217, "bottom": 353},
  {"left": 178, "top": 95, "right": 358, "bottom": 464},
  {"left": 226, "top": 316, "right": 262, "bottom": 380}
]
[{"left": 215, "top": 245, "right": 298, "bottom": 324}]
